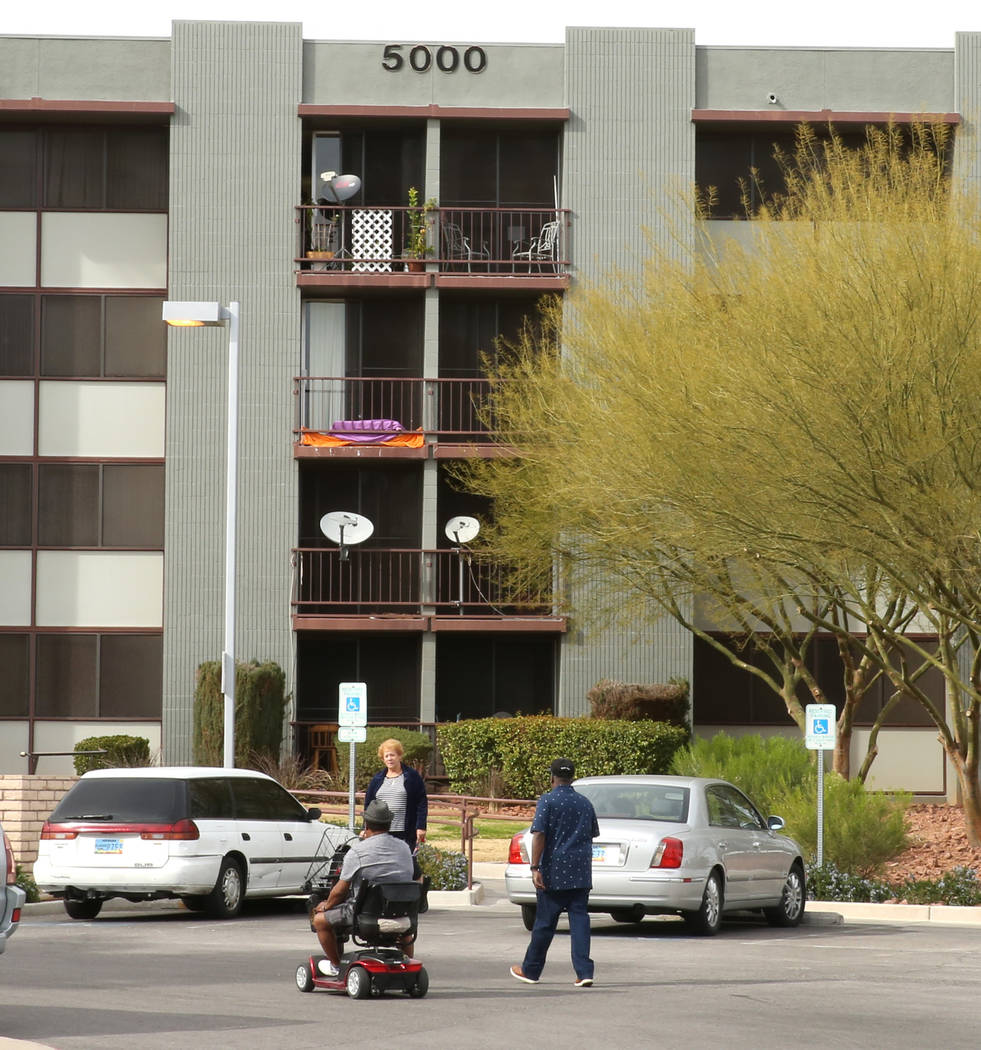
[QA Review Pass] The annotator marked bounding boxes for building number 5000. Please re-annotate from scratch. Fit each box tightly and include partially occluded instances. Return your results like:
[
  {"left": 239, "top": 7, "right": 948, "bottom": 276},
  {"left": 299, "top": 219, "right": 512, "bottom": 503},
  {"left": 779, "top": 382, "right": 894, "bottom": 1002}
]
[{"left": 382, "top": 44, "right": 488, "bottom": 73}]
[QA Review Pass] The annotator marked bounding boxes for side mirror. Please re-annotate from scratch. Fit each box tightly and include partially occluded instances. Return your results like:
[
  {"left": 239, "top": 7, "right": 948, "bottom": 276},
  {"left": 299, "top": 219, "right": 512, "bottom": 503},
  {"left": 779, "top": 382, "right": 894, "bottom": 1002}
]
[
  {"left": 307, "top": 807, "right": 323, "bottom": 821},
  {"left": 767, "top": 815, "right": 785, "bottom": 832}
]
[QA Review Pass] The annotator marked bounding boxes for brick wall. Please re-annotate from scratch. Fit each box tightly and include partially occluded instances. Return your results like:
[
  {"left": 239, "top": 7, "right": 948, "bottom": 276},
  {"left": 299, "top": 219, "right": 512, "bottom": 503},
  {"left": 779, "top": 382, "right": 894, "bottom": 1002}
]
[{"left": 0, "top": 775, "right": 77, "bottom": 875}]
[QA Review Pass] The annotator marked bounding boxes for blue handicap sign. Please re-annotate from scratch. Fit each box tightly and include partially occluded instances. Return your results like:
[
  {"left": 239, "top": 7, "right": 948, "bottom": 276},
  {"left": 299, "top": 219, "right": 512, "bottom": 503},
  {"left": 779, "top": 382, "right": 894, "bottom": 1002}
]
[
  {"left": 345, "top": 695, "right": 361, "bottom": 712},
  {"left": 812, "top": 718, "right": 829, "bottom": 735}
]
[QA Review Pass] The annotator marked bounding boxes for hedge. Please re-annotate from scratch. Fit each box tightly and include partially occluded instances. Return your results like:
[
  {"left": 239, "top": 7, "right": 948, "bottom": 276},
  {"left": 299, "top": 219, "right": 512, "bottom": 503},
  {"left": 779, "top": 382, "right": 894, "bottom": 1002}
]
[
  {"left": 587, "top": 677, "right": 689, "bottom": 725},
  {"left": 334, "top": 727, "right": 433, "bottom": 791},
  {"left": 437, "top": 716, "right": 690, "bottom": 799},
  {"left": 73, "top": 734, "right": 151, "bottom": 775},
  {"left": 194, "top": 660, "right": 288, "bottom": 767}
]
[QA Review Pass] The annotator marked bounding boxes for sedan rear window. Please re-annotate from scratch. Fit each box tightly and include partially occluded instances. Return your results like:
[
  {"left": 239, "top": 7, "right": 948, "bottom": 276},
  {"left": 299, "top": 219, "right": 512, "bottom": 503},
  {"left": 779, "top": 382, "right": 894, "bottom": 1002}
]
[
  {"left": 49, "top": 779, "right": 186, "bottom": 823},
  {"left": 576, "top": 784, "right": 690, "bottom": 822}
]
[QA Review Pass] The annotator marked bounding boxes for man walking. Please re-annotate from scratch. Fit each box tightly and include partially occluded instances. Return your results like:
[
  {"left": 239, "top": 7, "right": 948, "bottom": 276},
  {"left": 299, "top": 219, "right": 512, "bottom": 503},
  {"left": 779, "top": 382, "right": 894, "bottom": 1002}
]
[{"left": 510, "top": 757, "right": 599, "bottom": 987}]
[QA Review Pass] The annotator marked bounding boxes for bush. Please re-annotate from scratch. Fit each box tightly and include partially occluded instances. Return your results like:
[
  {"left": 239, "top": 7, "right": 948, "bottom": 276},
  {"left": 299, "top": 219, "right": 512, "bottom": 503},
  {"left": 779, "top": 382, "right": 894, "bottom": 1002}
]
[
  {"left": 899, "top": 867, "right": 981, "bottom": 906},
  {"left": 588, "top": 677, "right": 690, "bottom": 725},
  {"left": 333, "top": 727, "right": 433, "bottom": 791},
  {"left": 806, "top": 861, "right": 895, "bottom": 903},
  {"left": 438, "top": 716, "right": 690, "bottom": 799},
  {"left": 807, "top": 862, "right": 981, "bottom": 905},
  {"left": 194, "top": 660, "right": 287, "bottom": 767},
  {"left": 670, "top": 732, "right": 813, "bottom": 815},
  {"left": 15, "top": 865, "right": 39, "bottom": 904},
  {"left": 246, "top": 750, "right": 336, "bottom": 792},
  {"left": 415, "top": 843, "right": 468, "bottom": 891},
  {"left": 73, "top": 734, "right": 151, "bottom": 775}
]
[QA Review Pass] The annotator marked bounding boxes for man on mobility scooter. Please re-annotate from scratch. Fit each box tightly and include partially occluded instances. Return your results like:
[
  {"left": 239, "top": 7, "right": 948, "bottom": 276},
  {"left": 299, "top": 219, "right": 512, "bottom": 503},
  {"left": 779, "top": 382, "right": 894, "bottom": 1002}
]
[{"left": 296, "top": 799, "right": 429, "bottom": 999}]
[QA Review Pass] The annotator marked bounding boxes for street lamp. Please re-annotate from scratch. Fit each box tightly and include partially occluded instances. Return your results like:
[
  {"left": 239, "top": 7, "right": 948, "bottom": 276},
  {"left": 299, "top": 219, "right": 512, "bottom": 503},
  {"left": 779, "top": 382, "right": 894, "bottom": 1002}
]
[{"left": 162, "top": 300, "right": 241, "bottom": 768}]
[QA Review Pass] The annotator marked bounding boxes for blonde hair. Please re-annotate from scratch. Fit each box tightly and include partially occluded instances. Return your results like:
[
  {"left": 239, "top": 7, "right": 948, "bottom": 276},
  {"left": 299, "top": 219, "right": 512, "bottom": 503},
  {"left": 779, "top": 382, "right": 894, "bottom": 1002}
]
[{"left": 377, "top": 738, "right": 404, "bottom": 759}]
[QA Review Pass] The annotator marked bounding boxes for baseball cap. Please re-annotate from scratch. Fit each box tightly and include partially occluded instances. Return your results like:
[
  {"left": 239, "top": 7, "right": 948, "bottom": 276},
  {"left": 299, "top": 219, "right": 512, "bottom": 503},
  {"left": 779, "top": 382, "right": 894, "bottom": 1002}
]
[
  {"left": 550, "top": 757, "right": 575, "bottom": 777},
  {"left": 363, "top": 799, "right": 393, "bottom": 826}
]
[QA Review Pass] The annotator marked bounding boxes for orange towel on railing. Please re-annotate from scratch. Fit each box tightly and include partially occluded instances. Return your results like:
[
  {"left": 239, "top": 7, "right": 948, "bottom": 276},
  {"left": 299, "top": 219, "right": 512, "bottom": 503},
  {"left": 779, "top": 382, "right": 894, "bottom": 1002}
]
[{"left": 299, "top": 427, "right": 425, "bottom": 448}]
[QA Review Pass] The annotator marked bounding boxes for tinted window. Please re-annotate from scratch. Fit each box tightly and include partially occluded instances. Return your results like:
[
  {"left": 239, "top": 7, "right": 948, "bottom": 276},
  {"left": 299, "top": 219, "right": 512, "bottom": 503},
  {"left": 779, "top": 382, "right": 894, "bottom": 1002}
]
[
  {"left": 0, "top": 464, "right": 32, "bottom": 546},
  {"left": 0, "top": 294, "right": 35, "bottom": 376},
  {"left": 575, "top": 783, "right": 690, "bottom": 822},
  {"left": 50, "top": 778, "right": 186, "bottom": 823},
  {"left": 189, "top": 778, "right": 235, "bottom": 820},
  {"left": 230, "top": 777, "right": 308, "bottom": 821},
  {"left": 706, "top": 785, "right": 764, "bottom": 830}
]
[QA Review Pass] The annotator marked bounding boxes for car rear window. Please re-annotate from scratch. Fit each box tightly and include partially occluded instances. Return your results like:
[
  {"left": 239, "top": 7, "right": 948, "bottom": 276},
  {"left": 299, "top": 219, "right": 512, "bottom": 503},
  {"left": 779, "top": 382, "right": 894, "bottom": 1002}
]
[
  {"left": 49, "top": 779, "right": 187, "bottom": 823},
  {"left": 575, "top": 783, "right": 690, "bottom": 822}
]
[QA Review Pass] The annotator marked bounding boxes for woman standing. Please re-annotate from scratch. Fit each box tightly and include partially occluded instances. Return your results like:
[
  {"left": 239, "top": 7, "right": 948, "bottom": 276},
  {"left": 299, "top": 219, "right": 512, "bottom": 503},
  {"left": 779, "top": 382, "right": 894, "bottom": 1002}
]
[{"left": 363, "top": 738, "right": 428, "bottom": 851}]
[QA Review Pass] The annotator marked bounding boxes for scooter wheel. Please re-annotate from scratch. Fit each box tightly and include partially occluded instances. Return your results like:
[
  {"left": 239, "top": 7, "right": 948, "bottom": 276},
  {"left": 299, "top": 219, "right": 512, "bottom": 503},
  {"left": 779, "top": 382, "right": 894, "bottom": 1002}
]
[
  {"left": 407, "top": 966, "right": 429, "bottom": 998},
  {"left": 295, "top": 962, "right": 314, "bottom": 993},
  {"left": 346, "top": 965, "right": 372, "bottom": 999}
]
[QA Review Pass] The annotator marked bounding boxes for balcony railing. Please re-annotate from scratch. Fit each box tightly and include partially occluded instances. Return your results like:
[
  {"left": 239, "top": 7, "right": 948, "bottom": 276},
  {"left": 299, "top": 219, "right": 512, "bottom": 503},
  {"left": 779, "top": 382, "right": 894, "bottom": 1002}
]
[
  {"left": 296, "top": 205, "right": 570, "bottom": 275},
  {"left": 292, "top": 547, "right": 552, "bottom": 615},
  {"left": 294, "top": 375, "right": 500, "bottom": 441}
]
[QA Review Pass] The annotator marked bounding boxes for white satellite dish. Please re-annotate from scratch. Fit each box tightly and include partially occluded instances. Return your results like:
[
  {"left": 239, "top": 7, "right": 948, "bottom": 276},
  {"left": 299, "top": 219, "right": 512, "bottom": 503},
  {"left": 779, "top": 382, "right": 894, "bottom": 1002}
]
[
  {"left": 320, "top": 511, "right": 374, "bottom": 560},
  {"left": 320, "top": 173, "right": 362, "bottom": 203},
  {"left": 445, "top": 516, "right": 480, "bottom": 544}
]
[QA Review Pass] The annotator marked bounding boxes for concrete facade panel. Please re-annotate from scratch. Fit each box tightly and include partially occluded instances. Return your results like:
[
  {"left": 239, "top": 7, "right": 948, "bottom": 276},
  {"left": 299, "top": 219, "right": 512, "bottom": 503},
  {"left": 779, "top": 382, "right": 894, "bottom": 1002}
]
[
  {"left": 40, "top": 213, "right": 167, "bottom": 289},
  {"left": 0, "top": 551, "right": 31, "bottom": 626},
  {"left": 37, "top": 381, "right": 165, "bottom": 458},
  {"left": 36, "top": 551, "right": 163, "bottom": 627},
  {"left": 0, "top": 381, "right": 35, "bottom": 456},
  {"left": 0, "top": 212, "right": 36, "bottom": 287}
]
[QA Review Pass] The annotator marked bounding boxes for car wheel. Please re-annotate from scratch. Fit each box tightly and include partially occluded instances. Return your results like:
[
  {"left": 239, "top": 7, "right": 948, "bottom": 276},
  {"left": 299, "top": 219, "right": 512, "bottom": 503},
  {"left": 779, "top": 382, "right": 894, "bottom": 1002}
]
[
  {"left": 205, "top": 857, "right": 245, "bottom": 919},
  {"left": 64, "top": 898, "right": 103, "bottom": 920},
  {"left": 295, "top": 962, "right": 314, "bottom": 993},
  {"left": 180, "top": 894, "right": 209, "bottom": 912},
  {"left": 684, "top": 871, "right": 723, "bottom": 936},
  {"left": 521, "top": 904, "right": 537, "bottom": 931},
  {"left": 407, "top": 966, "right": 429, "bottom": 998},
  {"left": 764, "top": 863, "right": 806, "bottom": 927},
  {"left": 610, "top": 905, "right": 645, "bottom": 924},
  {"left": 346, "top": 965, "right": 371, "bottom": 999}
]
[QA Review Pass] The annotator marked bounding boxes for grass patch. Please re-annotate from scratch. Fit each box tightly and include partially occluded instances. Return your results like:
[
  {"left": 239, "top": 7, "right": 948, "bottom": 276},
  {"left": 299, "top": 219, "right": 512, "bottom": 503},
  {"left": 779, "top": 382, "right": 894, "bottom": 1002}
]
[{"left": 429, "top": 819, "right": 527, "bottom": 840}]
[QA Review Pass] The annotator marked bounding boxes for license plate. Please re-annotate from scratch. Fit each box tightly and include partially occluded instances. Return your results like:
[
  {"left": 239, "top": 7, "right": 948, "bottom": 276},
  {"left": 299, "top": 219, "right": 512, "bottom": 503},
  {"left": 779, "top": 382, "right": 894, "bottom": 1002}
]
[
  {"left": 95, "top": 838, "right": 123, "bottom": 855},
  {"left": 592, "top": 844, "right": 620, "bottom": 865}
]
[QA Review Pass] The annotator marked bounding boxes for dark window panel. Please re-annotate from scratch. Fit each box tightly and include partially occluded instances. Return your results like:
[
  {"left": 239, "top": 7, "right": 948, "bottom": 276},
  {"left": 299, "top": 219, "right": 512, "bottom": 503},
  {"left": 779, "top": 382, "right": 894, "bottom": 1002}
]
[
  {"left": 0, "top": 294, "right": 35, "bottom": 377},
  {"left": 99, "top": 634, "right": 162, "bottom": 718},
  {"left": 36, "top": 634, "right": 97, "bottom": 716},
  {"left": 106, "top": 128, "right": 169, "bottom": 211},
  {"left": 44, "top": 129, "right": 105, "bottom": 209},
  {"left": 102, "top": 464, "right": 164, "bottom": 547},
  {"left": 0, "top": 634, "right": 30, "bottom": 717},
  {"left": 0, "top": 464, "right": 33, "bottom": 546},
  {"left": 105, "top": 296, "right": 167, "bottom": 377},
  {"left": 0, "top": 130, "right": 38, "bottom": 209},
  {"left": 38, "top": 463, "right": 99, "bottom": 546},
  {"left": 41, "top": 295, "right": 102, "bottom": 377}
]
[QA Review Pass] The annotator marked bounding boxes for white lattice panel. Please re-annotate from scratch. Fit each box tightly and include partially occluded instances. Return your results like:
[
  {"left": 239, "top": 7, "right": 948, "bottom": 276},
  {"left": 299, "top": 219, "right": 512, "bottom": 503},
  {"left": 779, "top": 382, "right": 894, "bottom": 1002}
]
[{"left": 351, "top": 210, "right": 393, "bottom": 272}]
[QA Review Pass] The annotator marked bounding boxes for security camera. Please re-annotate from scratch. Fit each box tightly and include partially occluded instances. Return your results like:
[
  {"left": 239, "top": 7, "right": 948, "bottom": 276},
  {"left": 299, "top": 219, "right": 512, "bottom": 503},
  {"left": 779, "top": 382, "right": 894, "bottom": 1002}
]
[{"left": 767, "top": 93, "right": 778, "bottom": 105}]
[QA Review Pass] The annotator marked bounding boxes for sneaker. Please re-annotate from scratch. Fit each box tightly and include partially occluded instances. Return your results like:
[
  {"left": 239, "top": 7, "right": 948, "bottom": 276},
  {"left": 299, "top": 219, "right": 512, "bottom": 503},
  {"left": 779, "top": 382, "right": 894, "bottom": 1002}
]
[
  {"left": 317, "top": 959, "right": 340, "bottom": 978},
  {"left": 509, "top": 964, "right": 539, "bottom": 985},
  {"left": 574, "top": 976, "right": 594, "bottom": 987}
]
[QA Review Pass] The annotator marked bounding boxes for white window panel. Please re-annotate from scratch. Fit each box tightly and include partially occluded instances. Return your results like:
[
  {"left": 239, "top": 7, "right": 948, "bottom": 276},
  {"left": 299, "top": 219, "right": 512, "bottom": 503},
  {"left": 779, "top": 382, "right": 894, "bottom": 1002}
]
[
  {"left": 31, "top": 722, "right": 162, "bottom": 776},
  {"left": 36, "top": 551, "right": 163, "bottom": 627},
  {"left": 38, "top": 381, "right": 164, "bottom": 458},
  {"left": 0, "top": 551, "right": 32, "bottom": 626},
  {"left": 0, "top": 381, "right": 35, "bottom": 456},
  {"left": 41, "top": 212, "right": 167, "bottom": 289},
  {"left": 0, "top": 723, "right": 30, "bottom": 773},
  {"left": 0, "top": 212, "right": 37, "bottom": 287}
]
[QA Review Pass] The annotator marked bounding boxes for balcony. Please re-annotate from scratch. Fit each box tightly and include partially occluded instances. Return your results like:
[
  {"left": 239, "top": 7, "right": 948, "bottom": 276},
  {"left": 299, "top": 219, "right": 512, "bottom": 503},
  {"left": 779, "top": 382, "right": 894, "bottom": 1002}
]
[
  {"left": 291, "top": 547, "right": 565, "bottom": 631},
  {"left": 294, "top": 375, "right": 510, "bottom": 458},
  {"left": 295, "top": 205, "right": 571, "bottom": 290}
]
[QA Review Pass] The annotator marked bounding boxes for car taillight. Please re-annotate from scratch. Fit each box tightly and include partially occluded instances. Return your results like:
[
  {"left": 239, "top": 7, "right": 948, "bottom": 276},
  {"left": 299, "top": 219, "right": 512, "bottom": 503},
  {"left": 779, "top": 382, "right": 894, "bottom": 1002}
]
[
  {"left": 140, "top": 819, "right": 200, "bottom": 841},
  {"left": 651, "top": 836, "right": 684, "bottom": 869},
  {"left": 4, "top": 830, "right": 15, "bottom": 885},
  {"left": 508, "top": 832, "right": 528, "bottom": 865},
  {"left": 40, "top": 823, "right": 78, "bottom": 841}
]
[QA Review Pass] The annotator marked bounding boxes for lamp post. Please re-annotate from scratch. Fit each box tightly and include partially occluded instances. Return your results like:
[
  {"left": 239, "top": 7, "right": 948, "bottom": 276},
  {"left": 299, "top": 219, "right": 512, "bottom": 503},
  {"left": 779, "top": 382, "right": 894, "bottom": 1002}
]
[{"left": 162, "top": 300, "right": 241, "bottom": 768}]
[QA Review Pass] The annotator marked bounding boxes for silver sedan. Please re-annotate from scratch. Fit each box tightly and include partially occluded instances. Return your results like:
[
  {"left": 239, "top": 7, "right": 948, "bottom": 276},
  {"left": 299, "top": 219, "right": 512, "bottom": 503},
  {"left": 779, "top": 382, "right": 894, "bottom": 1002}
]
[{"left": 505, "top": 775, "right": 806, "bottom": 935}]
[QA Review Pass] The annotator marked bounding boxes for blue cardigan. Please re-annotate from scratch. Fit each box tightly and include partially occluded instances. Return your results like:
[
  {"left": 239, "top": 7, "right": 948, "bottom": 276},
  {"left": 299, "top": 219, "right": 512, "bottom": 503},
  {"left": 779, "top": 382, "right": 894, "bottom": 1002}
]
[{"left": 364, "top": 764, "right": 428, "bottom": 845}]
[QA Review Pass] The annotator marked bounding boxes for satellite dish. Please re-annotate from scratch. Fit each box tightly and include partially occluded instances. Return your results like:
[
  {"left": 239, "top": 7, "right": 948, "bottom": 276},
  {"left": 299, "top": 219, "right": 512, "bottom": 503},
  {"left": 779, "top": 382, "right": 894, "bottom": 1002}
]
[
  {"left": 320, "top": 512, "right": 374, "bottom": 560},
  {"left": 445, "top": 516, "right": 480, "bottom": 544},
  {"left": 319, "top": 173, "right": 362, "bottom": 203}
]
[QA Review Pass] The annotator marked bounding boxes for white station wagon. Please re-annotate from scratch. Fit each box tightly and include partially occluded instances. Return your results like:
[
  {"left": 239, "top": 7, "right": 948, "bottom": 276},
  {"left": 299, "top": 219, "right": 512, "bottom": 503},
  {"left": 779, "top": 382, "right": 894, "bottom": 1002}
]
[{"left": 34, "top": 767, "right": 347, "bottom": 919}]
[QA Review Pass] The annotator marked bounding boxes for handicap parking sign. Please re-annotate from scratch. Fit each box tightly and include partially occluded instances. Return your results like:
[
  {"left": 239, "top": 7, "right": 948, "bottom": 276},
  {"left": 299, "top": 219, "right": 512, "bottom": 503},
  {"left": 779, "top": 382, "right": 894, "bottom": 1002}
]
[
  {"left": 338, "top": 682, "right": 368, "bottom": 727},
  {"left": 805, "top": 703, "right": 837, "bottom": 750}
]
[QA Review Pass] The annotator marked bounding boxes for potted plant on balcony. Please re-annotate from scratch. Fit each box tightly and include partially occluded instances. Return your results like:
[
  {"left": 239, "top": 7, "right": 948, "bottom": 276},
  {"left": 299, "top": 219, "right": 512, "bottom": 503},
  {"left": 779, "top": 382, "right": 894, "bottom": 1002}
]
[{"left": 405, "top": 186, "right": 435, "bottom": 272}]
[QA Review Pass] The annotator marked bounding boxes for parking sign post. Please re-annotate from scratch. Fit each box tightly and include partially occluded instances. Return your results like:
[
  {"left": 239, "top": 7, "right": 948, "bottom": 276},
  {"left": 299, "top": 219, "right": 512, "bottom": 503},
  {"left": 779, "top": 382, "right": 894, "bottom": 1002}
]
[
  {"left": 338, "top": 683, "right": 368, "bottom": 831},
  {"left": 805, "top": 703, "right": 837, "bottom": 867}
]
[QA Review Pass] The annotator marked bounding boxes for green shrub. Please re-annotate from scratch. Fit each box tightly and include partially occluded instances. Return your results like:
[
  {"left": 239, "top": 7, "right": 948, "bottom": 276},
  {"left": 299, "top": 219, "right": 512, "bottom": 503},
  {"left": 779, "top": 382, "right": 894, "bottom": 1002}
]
[
  {"left": 588, "top": 678, "right": 690, "bottom": 725},
  {"left": 15, "top": 865, "right": 39, "bottom": 904},
  {"left": 670, "top": 732, "right": 813, "bottom": 815},
  {"left": 900, "top": 867, "right": 981, "bottom": 906},
  {"left": 333, "top": 727, "right": 433, "bottom": 791},
  {"left": 194, "top": 660, "right": 287, "bottom": 767},
  {"left": 438, "top": 716, "right": 690, "bottom": 799},
  {"left": 415, "top": 843, "right": 468, "bottom": 891},
  {"left": 806, "top": 861, "right": 895, "bottom": 902},
  {"left": 807, "top": 862, "right": 981, "bottom": 905},
  {"left": 73, "top": 734, "right": 151, "bottom": 775}
]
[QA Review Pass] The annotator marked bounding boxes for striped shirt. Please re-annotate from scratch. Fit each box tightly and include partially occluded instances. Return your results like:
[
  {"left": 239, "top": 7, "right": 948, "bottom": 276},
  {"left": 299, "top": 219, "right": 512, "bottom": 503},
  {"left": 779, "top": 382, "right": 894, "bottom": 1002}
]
[{"left": 375, "top": 773, "right": 408, "bottom": 832}]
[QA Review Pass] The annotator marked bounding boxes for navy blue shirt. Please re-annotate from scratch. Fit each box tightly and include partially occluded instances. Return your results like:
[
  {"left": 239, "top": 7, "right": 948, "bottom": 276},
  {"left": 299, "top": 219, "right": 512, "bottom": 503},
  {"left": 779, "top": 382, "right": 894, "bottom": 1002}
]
[{"left": 530, "top": 783, "right": 600, "bottom": 890}]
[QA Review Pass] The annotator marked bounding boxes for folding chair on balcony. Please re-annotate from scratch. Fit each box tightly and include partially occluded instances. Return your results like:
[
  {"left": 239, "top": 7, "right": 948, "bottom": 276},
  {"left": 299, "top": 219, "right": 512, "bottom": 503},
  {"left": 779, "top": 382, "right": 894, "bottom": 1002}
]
[
  {"left": 441, "top": 220, "right": 489, "bottom": 272},
  {"left": 511, "top": 220, "right": 560, "bottom": 273}
]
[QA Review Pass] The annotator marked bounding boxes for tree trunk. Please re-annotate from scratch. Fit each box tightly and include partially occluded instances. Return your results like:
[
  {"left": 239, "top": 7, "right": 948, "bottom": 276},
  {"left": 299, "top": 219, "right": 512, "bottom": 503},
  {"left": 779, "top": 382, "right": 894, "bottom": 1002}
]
[{"left": 946, "top": 745, "right": 981, "bottom": 848}]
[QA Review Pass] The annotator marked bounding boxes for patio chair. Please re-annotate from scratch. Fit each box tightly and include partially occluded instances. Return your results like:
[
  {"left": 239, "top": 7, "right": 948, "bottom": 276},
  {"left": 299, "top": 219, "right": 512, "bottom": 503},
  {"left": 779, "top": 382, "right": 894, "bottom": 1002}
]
[
  {"left": 441, "top": 220, "right": 489, "bottom": 272},
  {"left": 512, "top": 220, "right": 560, "bottom": 273}
]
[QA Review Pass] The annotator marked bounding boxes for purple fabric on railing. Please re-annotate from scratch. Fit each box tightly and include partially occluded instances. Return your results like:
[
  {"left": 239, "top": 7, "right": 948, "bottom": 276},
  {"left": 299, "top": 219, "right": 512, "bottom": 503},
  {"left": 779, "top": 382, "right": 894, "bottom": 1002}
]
[{"left": 329, "top": 418, "right": 405, "bottom": 444}]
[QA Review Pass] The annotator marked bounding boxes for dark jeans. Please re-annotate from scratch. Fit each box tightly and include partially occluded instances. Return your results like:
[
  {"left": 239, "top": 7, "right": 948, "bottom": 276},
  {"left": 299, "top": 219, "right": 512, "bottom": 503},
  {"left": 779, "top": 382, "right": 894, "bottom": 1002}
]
[
  {"left": 391, "top": 829, "right": 418, "bottom": 851},
  {"left": 521, "top": 886, "right": 593, "bottom": 981}
]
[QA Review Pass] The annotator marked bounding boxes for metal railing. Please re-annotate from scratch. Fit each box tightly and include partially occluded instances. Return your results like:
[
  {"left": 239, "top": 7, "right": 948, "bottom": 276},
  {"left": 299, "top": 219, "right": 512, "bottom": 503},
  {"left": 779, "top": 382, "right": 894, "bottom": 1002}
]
[
  {"left": 296, "top": 204, "right": 570, "bottom": 275},
  {"left": 292, "top": 546, "right": 552, "bottom": 614},
  {"left": 293, "top": 375, "right": 500, "bottom": 440}
]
